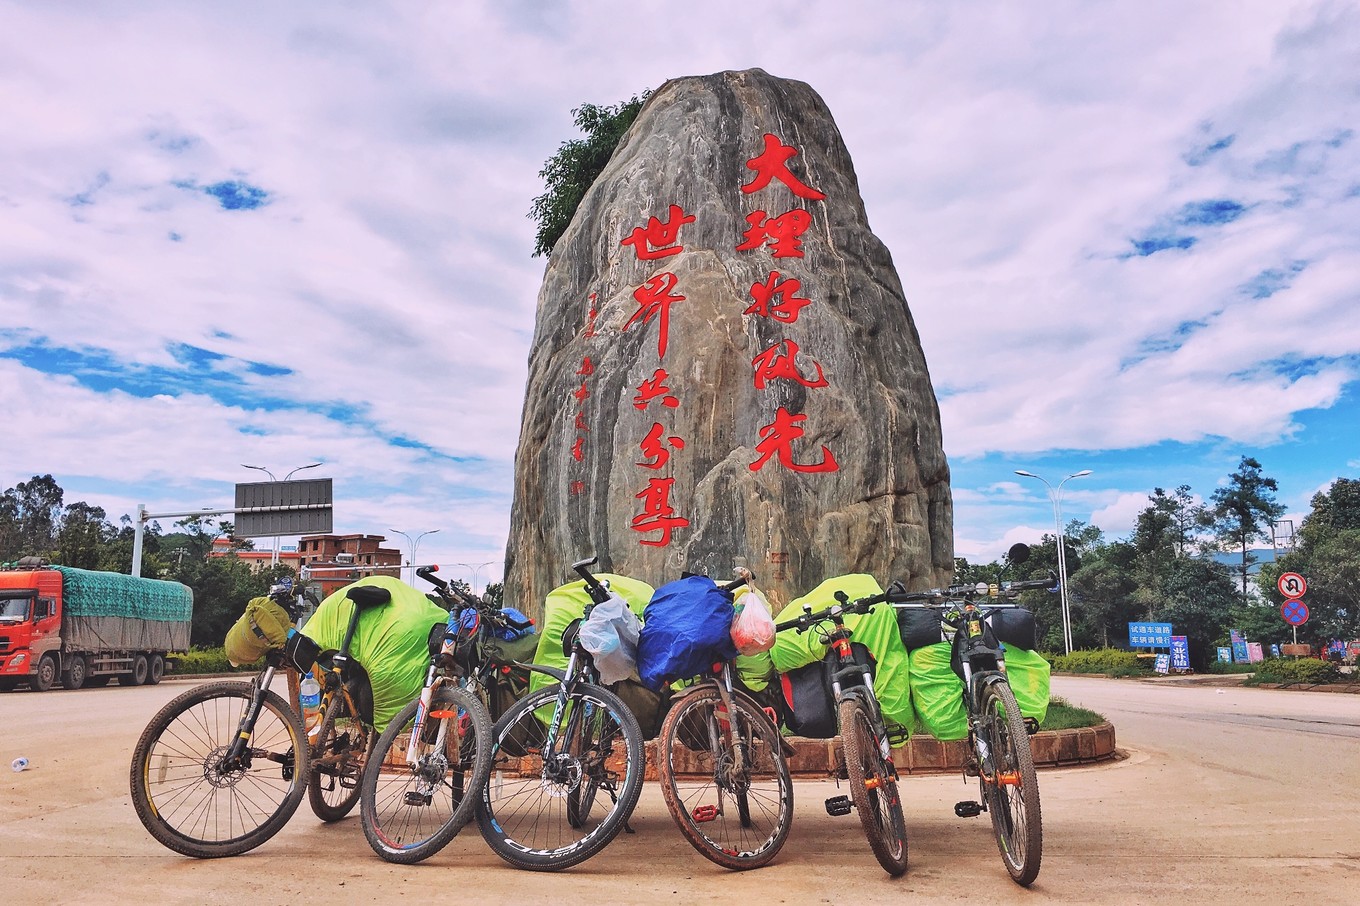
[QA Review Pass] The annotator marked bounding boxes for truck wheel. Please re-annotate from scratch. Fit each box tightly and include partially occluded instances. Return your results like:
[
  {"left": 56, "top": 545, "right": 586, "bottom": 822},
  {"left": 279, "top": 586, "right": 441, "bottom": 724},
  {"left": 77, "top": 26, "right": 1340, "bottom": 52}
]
[
  {"left": 127, "top": 654, "right": 150, "bottom": 686},
  {"left": 147, "top": 654, "right": 164, "bottom": 685},
  {"left": 33, "top": 655, "right": 58, "bottom": 692},
  {"left": 64, "top": 656, "right": 87, "bottom": 690}
]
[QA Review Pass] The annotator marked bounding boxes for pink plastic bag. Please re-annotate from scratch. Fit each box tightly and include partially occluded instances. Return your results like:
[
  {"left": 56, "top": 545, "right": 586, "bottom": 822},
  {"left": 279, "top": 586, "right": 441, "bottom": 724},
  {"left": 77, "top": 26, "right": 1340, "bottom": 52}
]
[{"left": 730, "top": 591, "right": 775, "bottom": 655}]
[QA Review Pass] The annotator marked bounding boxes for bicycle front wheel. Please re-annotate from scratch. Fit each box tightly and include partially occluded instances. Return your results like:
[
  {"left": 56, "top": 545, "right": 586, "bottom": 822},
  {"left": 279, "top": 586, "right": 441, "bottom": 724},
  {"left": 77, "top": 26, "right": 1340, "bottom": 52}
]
[
  {"left": 476, "top": 683, "right": 645, "bottom": 871},
  {"left": 658, "top": 686, "right": 792, "bottom": 870},
  {"left": 839, "top": 698, "right": 908, "bottom": 876},
  {"left": 129, "top": 680, "right": 309, "bottom": 858},
  {"left": 308, "top": 690, "right": 372, "bottom": 822},
  {"left": 978, "top": 681, "right": 1042, "bottom": 886},
  {"left": 360, "top": 685, "right": 493, "bottom": 864}
]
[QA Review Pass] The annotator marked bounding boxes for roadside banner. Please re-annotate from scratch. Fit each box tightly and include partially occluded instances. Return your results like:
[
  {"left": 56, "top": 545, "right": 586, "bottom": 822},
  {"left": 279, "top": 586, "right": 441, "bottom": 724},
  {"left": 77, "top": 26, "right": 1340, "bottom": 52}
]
[
  {"left": 1270, "top": 643, "right": 1281, "bottom": 658},
  {"left": 1247, "top": 642, "right": 1264, "bottom": 663},
  {"left": 1217, "top": 647, "right": 1232, "bottom": 663},
  {"left": 1169, "top": 636, "right": 1190, "bottom": 670},
  {"left": 1154, "top": 653, "right": 1170, "bottom": 674},
  {"left": 1129, "top": 622, "right": 1173, "bottom": 647},
  {"left": 1231, "top": 630, "right": 1249, "bottom": 663}
]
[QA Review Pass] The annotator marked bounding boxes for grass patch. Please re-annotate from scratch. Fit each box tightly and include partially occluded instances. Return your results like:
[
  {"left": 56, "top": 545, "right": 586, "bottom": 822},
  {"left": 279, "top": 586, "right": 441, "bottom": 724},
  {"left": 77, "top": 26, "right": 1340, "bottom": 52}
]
[
  {"left": 1040, "top": 695, "right": 1105, "bottom": 730},
  {"left": 171, "top": 646, "right": 260, "bottom": 674}
]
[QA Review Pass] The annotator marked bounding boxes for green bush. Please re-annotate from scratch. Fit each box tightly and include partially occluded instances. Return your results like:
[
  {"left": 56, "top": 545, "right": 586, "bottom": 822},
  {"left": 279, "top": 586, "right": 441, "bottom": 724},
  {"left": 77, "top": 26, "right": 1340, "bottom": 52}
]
[
  {"left": 172, "top": 646, "right": 258, "bottom": 675},
  {"left": 1049, "top": 648, "right": 1149, "bottom": 676},
  {"left": 1205, "top": 661, "right": 1255, "bottom": 674},
  {"left": 1247, "top": 657, "right": 1340, "bottom": 685}
]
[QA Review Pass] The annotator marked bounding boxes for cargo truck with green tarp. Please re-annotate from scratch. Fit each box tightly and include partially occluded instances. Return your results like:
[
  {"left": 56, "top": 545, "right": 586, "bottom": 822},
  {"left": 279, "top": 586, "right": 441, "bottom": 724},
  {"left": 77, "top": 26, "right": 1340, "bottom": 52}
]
[{"left": 0, "top": 558, "right": 193, "bottom": 691}]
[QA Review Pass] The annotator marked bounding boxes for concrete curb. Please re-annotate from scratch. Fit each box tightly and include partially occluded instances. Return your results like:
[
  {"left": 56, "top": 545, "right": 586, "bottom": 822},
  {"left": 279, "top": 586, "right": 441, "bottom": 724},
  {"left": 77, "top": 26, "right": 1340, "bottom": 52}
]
[{"left": 639, "top": 722, "right": 1117, "bottom": 780}]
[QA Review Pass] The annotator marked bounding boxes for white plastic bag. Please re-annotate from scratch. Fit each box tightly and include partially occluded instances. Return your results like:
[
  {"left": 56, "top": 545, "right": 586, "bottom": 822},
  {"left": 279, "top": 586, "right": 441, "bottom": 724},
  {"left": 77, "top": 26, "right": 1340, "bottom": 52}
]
[
  {"left": 730, "top": 590, "right": 776, "bottom": 655},
  {"left": 579, "top": 591, "right": 642, "bottom": 685}
]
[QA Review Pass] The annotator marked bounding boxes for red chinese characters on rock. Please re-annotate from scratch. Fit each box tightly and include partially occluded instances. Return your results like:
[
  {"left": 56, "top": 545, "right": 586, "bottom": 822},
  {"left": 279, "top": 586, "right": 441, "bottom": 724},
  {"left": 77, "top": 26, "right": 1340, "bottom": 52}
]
[
  {"left": 620, "top": 204, "right": 696, "bottom": 260},
  {"left": 621, "top": 209, "right": 696, "bottom": 547},
  {"left": 746, "top": 271, "right": 811, "bottom": 324},
  {"left": 568, "top": 294, "right": 599, "bottom": 496},
  {"left": 741, "top": 133, "right": 826, "bottom": 200},
  {"left": 632, "top": 477, "right": 689, "bottom": 547},
  {"left": 751, "top": 340, "right": 828, "bottom": 390},
  {"left": 750, "top": 407, "right": 838, "bottom": 474},
  {"left": 634, "top": 368, "right": 680, "bottom": 410},
  {"left": 624, "top": 272, "right": 685, "bottom": 360},
  {"left": 637, "top": 423, "right": 685, "bottom": 469},
  {"left": 738, "top": 133, "right": 839, "bottom": 475}
]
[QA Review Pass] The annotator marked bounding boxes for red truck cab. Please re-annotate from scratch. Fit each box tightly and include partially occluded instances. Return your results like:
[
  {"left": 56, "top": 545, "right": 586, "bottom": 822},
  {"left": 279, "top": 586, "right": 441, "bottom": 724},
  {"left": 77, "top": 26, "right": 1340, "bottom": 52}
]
[{"left": 0, "top": 569, "right": 63, "bottom": 690}]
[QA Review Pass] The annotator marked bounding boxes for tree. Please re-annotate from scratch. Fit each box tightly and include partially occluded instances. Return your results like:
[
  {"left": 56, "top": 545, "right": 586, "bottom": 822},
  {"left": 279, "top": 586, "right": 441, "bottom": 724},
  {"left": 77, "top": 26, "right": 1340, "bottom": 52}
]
[
  {"left": 528, "top": 92, "right": 650, "bottom": 257},
  {"left": 1159, "top": 556, "right": 1240, "bottom": 670},
  {"left": 1211, "top": 457, "right": 1285, "bottom": 594},
  {"left": 0, "top": 474, "right": 65, "bottom": 561},
  {"left": 54, "top": 501, "right": 113, "bottom": 569},
  {"left": 1068, "top": 541, "right": 1140, "bottom": 649}
]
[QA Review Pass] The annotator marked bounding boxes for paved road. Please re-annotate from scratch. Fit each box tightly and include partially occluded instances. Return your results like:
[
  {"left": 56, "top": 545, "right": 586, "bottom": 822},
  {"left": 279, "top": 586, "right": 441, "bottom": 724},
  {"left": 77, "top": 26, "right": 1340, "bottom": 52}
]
[{"left": 2, "top": 675, "right": 1357, "bottom": 904}]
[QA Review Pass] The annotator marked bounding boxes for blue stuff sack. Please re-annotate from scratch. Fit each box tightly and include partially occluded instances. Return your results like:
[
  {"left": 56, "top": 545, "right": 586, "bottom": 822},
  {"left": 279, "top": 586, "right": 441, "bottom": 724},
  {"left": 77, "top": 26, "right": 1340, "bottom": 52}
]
[
  {"left": 637, "top": 575, "right": 739, "bottom": 691},
  {"left": 459, "top": 606, "right": 537, "bottom": 641}
]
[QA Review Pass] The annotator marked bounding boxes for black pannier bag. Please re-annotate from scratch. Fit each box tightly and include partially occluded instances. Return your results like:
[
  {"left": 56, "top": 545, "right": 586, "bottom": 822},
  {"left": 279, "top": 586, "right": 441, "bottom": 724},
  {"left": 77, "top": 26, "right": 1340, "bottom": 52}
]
[
  {"left": 990, "top": 607, "right": 1038, "bottom": 650},
  {"left": 778, "top": 642, "right": 875, "bottom": 739},
  {"left": 897, "top": 607, "right": 944, "bottom": 652}
]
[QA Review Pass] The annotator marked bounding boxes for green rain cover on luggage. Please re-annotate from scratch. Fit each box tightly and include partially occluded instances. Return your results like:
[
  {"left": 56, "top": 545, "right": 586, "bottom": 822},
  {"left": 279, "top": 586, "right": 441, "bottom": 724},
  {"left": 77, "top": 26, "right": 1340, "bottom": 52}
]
[
  {"left": 907, "top": 643, "right": 1053, "bottom": 739},
  {"left": 770, "top": 574, "right": 913, "bottom": 740},
  {"left": 527, "top": 574, "right": 656, "bottom": 699},
  {"left": 301, "top": 576, "right": 447, "bottom": 733},
  {"left": 1003, "top": 646, "right": 1052, "bottom": 724},
  {"left": 908, "top": 641, "right": 968, "bottom": 740}
]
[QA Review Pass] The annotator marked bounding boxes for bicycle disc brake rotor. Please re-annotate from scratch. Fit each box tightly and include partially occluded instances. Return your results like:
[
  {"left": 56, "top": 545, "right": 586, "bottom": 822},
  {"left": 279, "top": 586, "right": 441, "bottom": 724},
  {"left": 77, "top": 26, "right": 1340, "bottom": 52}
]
[{"left": 541, "top": 752, "right": 583, "bottom": 797}]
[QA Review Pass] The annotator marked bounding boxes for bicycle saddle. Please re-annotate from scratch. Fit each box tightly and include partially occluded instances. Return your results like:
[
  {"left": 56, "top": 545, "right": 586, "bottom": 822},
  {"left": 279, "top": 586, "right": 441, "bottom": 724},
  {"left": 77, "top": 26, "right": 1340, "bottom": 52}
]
[{"left": 346, "top": 585, "right": 392, "bottom": 609}]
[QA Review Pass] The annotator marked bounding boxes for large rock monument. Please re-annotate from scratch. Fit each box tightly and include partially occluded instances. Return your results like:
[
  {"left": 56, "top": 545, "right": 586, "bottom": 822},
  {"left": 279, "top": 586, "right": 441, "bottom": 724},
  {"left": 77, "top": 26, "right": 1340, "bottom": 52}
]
[{"left": 504, "top": 68, "right": 952, "bottom": 617}]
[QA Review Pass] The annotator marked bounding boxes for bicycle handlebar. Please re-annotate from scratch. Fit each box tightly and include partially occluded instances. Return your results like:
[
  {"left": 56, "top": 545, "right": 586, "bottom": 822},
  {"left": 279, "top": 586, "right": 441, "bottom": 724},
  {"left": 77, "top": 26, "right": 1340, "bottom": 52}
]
[
  {"left": 774, "top": 571, "right": 1058, "bottom": 634},
  {"left": 571, "top": 556, "right": 613, "bottom": 605}
]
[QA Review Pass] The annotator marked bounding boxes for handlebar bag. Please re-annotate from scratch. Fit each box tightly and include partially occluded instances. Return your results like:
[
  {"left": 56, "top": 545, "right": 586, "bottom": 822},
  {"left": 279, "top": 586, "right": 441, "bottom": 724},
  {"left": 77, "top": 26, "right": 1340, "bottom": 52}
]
[
  {"left": 224, "top": 596, "right": 293, "bottom": 666},
  {"left": 579, "top": 591, "right": 643, "bottom": 685},
  {"left": 638, "top": 575, "right": 738, "bottom": 691}
]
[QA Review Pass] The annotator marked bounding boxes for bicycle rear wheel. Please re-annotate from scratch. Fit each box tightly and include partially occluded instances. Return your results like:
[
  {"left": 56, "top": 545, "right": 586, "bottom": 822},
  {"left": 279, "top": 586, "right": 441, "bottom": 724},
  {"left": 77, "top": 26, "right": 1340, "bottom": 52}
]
[
  {"left": 476, "top": 683, "right": 644, "bottom": 871},
  {"left": 839, "top": 698, "right": 908, "bottom": 876},
  {"left": 360, "top": 685, "right": 493, "bottom": 864},
  {"left": 978, "top": 680, "right": 1042, "bottom": 886},
  {"left": 658, "top": 686, "right": 792, "bottom": 870},
  {"left": 129, "top": 680, "right": 308, "bottom": 858},
  {"left": 308, "top": 691, "right": 372, "bottom": 821}
]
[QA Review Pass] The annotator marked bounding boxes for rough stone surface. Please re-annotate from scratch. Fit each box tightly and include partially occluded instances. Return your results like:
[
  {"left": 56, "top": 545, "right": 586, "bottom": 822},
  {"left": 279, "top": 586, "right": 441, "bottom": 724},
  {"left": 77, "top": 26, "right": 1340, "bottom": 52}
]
[{"left": 504, "top": 68, "right": 952, "bottom": 617}]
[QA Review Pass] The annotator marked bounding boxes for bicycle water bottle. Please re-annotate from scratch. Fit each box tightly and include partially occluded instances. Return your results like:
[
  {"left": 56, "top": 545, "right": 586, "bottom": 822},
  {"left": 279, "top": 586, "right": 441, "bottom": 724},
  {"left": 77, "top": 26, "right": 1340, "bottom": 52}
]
[{"left": 299, "top": 672, "right": 322, "bottom": 736}]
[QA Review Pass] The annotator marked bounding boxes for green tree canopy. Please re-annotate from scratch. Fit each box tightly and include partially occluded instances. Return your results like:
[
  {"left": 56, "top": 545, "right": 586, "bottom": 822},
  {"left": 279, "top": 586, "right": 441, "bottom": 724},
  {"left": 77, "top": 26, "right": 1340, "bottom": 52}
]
[
  {"left": 1211, "top": 457, "right": 1285, "bottom": 594},
  {"left": 528, "top": 92, "right": 650, "bottom": 258}
]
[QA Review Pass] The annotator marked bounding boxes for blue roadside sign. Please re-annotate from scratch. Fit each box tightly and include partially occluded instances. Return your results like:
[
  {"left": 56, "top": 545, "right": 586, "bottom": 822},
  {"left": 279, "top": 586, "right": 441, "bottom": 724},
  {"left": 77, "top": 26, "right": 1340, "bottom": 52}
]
[
  {"left": 1129, "top": 622, "right": 1173, "bottom": 647},
  {"left": 1217, "top": 647, "right": 1232, "bottom": 662},
  {"left": 1154, "top": 653, "right": 1170, "bottom": 674},
  {"left": 1170, "top": 636, "right": 1190, "bottom": 670}
]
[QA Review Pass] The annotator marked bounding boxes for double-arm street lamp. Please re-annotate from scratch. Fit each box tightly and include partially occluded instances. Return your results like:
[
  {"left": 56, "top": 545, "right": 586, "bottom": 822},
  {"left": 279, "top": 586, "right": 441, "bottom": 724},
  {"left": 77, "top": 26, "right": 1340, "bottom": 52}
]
[
  {"left": 390, "top": 529, "right": 440, "bottom": 585},
  {"left": 455, "top": 560, "right": 499, "bottom": 597},
  {"left": 240, "top": 462, "right": 323, "bottom": 565},
  {"left": 1014, "top": 468, "right": 1092, "bottom": 655}
]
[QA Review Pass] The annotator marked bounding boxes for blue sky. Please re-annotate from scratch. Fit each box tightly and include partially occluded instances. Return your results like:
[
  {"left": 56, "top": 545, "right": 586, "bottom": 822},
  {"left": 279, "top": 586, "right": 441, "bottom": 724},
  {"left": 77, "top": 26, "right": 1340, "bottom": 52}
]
[{"left": 2, "top": 1, "right": 1357, "bottom": 584}]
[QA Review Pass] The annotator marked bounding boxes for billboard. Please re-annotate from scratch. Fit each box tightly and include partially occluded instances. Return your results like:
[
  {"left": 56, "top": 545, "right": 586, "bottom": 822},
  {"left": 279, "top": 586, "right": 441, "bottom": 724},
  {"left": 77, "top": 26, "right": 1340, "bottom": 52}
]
[
  {"left": 1129, "top": 622, "right": 1172, "bottom": 647},
  {"left": 234, "top": 479, "right": 333, "bottom": 537}
]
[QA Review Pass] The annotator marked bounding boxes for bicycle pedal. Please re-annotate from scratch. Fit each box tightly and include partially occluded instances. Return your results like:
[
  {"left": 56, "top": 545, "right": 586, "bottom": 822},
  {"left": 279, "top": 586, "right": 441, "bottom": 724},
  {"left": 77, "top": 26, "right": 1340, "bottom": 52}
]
[
  {"left": 404, "top": 791, "right": 433, "bottom": 807},
  {"left": 1024, "top": 717, "right": 1040, "bottom": 736},
  {"left": 691, "top": 804, "right": 719, "bottom": 823},
  {"left": 954, "top": 800, "right": 983, "bottom": 818},
  {"left": 825, "top": 795, "right": 853, "bottom": 817}
]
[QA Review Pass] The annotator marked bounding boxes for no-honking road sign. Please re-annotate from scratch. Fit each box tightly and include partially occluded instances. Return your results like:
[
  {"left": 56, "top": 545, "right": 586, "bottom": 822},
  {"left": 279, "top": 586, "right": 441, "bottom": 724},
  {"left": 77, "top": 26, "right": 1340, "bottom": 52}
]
[{"left": 1281, "top": 599, "right": 1309, "bottom": 626}]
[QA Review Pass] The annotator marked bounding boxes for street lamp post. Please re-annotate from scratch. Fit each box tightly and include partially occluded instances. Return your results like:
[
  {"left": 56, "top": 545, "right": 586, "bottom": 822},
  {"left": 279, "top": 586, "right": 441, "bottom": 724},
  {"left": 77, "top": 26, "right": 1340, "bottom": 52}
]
[
  {"left": 1015, "top": 468, "right": 1092, "bottom": 655},
  {"left": 455, "top": 560, "right": 499, "bottom": 597},
  {"left": 391, "top": 529, "right": 440, "bottom": 584},
  {"left": 241, "top": 462, "right": 324, "bottom": 565}
]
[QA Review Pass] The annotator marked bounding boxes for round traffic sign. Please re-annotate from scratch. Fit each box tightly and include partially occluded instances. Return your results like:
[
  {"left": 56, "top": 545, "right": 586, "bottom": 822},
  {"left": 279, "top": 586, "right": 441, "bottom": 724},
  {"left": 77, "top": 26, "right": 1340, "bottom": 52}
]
[
  {"left": 1277, "top": 572, "right": 1307, "bottom": 598},
  {"left": 1281, "top": 599, "right": 1309, "bottom": 626}
]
